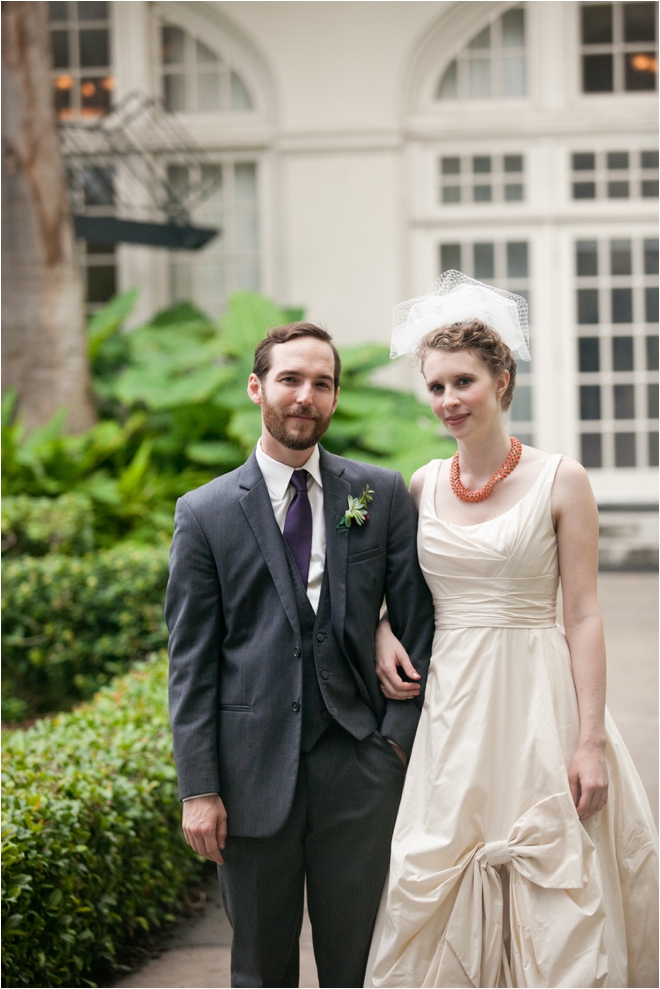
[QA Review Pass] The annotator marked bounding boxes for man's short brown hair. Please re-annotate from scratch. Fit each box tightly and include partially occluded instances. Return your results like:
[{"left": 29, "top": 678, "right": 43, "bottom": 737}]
[{"left": 253, "top": 322, "right": 341, "bottom": 388}]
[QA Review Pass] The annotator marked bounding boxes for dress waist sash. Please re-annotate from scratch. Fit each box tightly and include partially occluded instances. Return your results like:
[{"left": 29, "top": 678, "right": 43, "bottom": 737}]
[{"left": 430, "top": 573, "right": 558, "bottom": 629}]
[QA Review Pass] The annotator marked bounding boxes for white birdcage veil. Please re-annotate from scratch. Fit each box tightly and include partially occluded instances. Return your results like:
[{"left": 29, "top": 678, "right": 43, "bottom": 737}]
[{"left": 391, "top": 270, "right": 531, "bottom": 362}]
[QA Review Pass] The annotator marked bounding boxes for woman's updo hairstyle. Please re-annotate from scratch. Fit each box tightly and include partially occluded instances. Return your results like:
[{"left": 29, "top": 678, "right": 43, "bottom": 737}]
[{"left": 418, "top": 319, "right": 517, "bottom": 412}]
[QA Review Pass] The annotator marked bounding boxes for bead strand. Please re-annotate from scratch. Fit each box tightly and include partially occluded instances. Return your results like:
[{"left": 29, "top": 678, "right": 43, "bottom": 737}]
[{"left": 450, "top": 437, "right": 523, "bottom": 503}]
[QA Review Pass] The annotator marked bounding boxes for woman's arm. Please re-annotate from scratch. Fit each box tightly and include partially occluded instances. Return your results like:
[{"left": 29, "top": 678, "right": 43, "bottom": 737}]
[{"left": 553, "top": 457, "right": 608, "bottom": 821}]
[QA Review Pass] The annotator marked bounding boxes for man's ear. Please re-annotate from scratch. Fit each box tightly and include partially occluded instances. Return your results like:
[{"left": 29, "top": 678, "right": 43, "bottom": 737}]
[{"left": 247, "top": 373, "right": 263, "bottom": 406}]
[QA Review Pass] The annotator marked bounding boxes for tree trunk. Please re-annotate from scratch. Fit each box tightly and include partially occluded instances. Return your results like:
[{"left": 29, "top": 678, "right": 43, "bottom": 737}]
[{"left": 1, "top": 1, "right": 96, "bottom": 434}]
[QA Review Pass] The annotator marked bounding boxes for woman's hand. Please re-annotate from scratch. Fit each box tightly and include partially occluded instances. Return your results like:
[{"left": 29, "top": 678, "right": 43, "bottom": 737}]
[
  {"left": 568, "top": 742, "right": 608, "bottom": 820},
  {"left": 375, "top": 619, "right": 421, "bottom": 701}
]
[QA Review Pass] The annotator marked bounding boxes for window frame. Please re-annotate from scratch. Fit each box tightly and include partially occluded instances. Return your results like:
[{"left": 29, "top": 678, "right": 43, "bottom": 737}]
[{"left": 579, "top": 1, "right": 658, "bottom": 95}]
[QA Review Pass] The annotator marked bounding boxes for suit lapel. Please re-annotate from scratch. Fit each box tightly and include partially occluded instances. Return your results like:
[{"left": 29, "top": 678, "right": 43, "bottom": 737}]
[
  {"left": 320, "top": 448, "right": 351, "bottom": 646},
  {"left": 238, "top": 452, "right": 301, "bottom": 639}
]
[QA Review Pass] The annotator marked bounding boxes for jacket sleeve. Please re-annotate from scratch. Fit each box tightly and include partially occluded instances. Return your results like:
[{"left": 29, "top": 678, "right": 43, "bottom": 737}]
[
  {"left": 380, "top": 472, "right": 435, "bottom": 754},
  {"left": 165, "top": 497, "right": 225, "bottom": 800}
]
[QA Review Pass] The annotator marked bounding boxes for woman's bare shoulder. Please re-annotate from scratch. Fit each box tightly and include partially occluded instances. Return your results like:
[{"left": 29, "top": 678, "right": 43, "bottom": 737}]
[{"left": 409, "top": 459, "right": 444, "bottom": 510}]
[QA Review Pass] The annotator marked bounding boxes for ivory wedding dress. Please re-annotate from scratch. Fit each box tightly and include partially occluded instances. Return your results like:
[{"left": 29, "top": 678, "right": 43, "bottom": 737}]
[{"left": 366, "top": 455, "right": 658, "bottom": 989}]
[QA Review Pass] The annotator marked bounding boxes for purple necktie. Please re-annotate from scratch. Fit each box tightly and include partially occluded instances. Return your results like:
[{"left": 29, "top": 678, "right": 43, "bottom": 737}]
[{"left": 283, "top": 470, "right": 313, "bottom": 587}]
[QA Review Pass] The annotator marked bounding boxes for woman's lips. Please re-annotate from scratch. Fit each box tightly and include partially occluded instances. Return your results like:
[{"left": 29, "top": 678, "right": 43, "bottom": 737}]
[{"left": 445, "top": 413, "right": 470, "bottom": 426}]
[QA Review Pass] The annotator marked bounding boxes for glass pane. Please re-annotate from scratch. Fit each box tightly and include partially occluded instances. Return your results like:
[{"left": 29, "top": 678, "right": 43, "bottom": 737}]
[
  {"left": 503, "top": 56, "right": 526, "bottom": 96},
  {"left": 573, "top": 152, "right": 595, "bottom": 170},
  {"left": 579, "top": 337, "right": 600, "bottom": 372},
  {"left": 642, "top": 180, "right": 659, "bottom": 197},
  {"left": 504, "top": 155, "right": 523, "bottom": 172},
  {"left": 581, "top": 4, "right": 613, "bottom": 44},
  {"left": 50, "top": 30, "right": 69, "bottom": 68},
  {"left": 83, "top": 165, "right": 114, "bottom": 205},
  {"left": 53, "top": 77, "right": 72, "bottom": 118},
  {"left": 473, "top": 185, "right": 492, "bottom": 202},
  {"left": 646, "top": 287, "right": 659, "bottom": 322},
  {"left": 614, "top": 384, "right": 635, "bottom": 419},
  {"left": 86, "top": 241, "right": 115, "bottom": 255},
  {"left": 648, "top": 432, "right": 659, "bottom": 466},
  {"left": 170, "top": 262, "right": 192, "bottom": 302},
  {"left": 507, "top": 242, "right": 528, "bottom": 277},
  {"left": 647, "top": 383, "right": 659, "bottom": 418},
  {"left": 235, "top": 162, "right": 257, "bottom": 202},
  {"left": 437, "top": 60, "right": 458, "bottom": 99},
  {"left": 49, "top": 2, "right": 69, "bottom": 21},
  {"left": 79, "top": 28, "right": 108, "bottom": 67},
  {"left": 624, "top": 3, "right": 656, "bottom": 43},
  {"left": 573, "top": 181, "right": 596, "bottom": 199},
  {"left": 164, "top": 74, "right": 186, "bottom": 113},
  {"left": 502, "top": 8, "right": 525, "bottom": 47},
  {"left": 612, "top": 288, "right": 633, "bottom": 323},
  {"left": 442, "top": 186, "right": 461, "bottom": 203},
  {"left": 86, "top": 265, "right": 116, "bottom": 302},
  {"left": 473, "top": 156, "right": 491, "bottom": 174},
  {"left": 615, "top": 432, "right": 636, "bottom": 467},
  {"left": 580, "top": 385, "right": 601, "bottom": 419},
  {"left": 474, "top": 243, "right": 495, "bottom": 279},
  {"left": 509, "top": 384, "right": 531, "bottom": 421},
  {"left": 469, "top": 59, "right": 491, "bottom": 98},
  {"left": 646, "top": 334, "right": 659, "bottom": 369},
  {"left": 608, "top": 181, "right": 629, "bottom": 198},
  {"left": 641, "top": 150, "right": 659, "bottom": 168},
  {"left": 231, "top": 71, "right": 253, "bottom": 110},
  {"left": 610, "top": 240, "right": 632, "bottom": 275},
  {"left": 442, "top": 156, "right": 461, "bottom": 175},
  {"left": 625, "top": 52, "right": 658, "bottom": 91},
  {"left": 235, "top": 260, "right": 260, "bottom": 291},
  {"left": 504, "top": 183, "right": 524, "bottom": 201},
  {"left": 201, "top": 164, "right": 222, "bottom": 203},
  {"left": 162, "top": 25, "right": 185, "bottom": 65},
  {"left": 198, "top": 71, "right": 220, "bottom": 111},
  {"left": 236, "top": 211, "right": 258, "bottom": 251},
  {"left": 440, "top": 243, "right": 461, "bottom": 272},
  {"left": 469, "top": 25, "right": 491, "bottom": 49},
  {"left": 78, "top": 1, "right": 108, "bottom": 19},
  {"left": 196, "top": 40, "right": 219, "bottom": 64},
  {"left": 612, "top": 336, "right": 634, "bottom": 371},
  {"left": 583, "top": 54, "right": 613, "bottom": 92},
  {"left": 167, "top": 164, "right": 189, "bottom": 201},
  {"left": 577, "top": 241, "right": 598, "bottom": 276},
  {"left": 607, "top": 151, "right": 629, "bottom": 170},
  {"left": 578, "top": 289, "right": 599, "bottom": 323},
  {"left": 581, "top": 433, "right": 602, "bottom": 468},
  {"left": 644, "top": 238, "right": 659, "bottom": 274}
]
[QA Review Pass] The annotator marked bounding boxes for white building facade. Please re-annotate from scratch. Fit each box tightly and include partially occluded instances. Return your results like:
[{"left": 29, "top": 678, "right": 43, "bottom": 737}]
[{"left": 50, "top": 0, "right": 658, "bottom": 556}]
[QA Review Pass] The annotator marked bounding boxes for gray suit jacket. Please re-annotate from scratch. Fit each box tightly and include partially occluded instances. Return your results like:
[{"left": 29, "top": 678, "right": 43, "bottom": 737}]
[{"left": 166, "top": 446, "right": 434, "bottom": 837}]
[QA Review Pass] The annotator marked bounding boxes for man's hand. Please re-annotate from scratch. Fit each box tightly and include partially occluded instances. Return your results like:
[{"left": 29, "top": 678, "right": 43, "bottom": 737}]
[
  {"left": 375, "top": 618, "right": 421, "bottom": 701},
  {"left": 182, "top": 794, "right": 228, "bottom": 864}
]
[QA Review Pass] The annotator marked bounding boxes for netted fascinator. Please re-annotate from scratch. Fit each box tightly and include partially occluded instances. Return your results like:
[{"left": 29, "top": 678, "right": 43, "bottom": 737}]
[{"left": 391, "top": 270, "right": 531, "bottom": 362}]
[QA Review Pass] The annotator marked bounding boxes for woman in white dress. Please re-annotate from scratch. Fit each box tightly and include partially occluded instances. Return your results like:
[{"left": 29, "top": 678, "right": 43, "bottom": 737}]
[{"left": 366, "top": 273, "right": 658, "bottom": 989}]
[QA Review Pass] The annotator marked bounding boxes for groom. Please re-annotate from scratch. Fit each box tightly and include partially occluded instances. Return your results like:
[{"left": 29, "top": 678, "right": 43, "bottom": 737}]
[{"left": 166, "top": 322, "right": 434, "bottom": 988}]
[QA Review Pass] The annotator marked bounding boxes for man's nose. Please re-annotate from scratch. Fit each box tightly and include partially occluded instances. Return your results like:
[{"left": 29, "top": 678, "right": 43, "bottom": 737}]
[{"left": 294, "top": 380, "right": 314, "bottom": 404}]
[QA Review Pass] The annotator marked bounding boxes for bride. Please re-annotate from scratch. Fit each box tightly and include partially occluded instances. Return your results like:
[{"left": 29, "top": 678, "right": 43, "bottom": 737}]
[{"left": 366, "top": 273, "right": 658, "bottom": 988}]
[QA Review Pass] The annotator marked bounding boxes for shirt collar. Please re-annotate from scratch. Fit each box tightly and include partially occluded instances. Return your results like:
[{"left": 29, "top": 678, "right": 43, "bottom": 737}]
[{"left": 255, "top": 440, "right": 323, "bottom": 500}]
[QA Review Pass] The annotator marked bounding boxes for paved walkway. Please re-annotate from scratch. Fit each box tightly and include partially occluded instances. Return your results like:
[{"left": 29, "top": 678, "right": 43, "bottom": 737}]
[{"left": 113, "top": 573, "right": 658, "bottom": 989}]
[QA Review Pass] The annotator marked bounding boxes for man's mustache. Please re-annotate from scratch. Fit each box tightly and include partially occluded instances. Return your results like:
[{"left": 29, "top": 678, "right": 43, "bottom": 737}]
[{"left": 285, "top": 405, "right": 322, "bottom": 420}]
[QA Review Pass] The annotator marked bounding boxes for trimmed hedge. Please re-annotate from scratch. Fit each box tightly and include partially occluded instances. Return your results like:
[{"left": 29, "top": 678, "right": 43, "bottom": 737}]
[
  {"left": 2, "top": 654, "right": 204, "bottom": 988},
  {"left": 2, "top": 543, "right": 169, "bottom": 715},
  {"left": 2, "top": 493, "right": 95, "bottom": 558}
]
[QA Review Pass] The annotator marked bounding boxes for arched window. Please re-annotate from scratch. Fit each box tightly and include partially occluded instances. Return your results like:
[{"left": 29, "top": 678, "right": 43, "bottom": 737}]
[
  {"left": 161, "top": 23, "right": 253, "bottom": 112},
  {"left": 436, "top": 6, "right": 526, "bottom": 101}
]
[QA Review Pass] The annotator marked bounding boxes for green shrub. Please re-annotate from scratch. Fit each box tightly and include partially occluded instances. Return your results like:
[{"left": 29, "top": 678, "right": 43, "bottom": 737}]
[
  {"left": 2, "top": 493, "right": 95, "bottom": 558},
  {"left": 1, "top": 654, "right": 204, "bottom": 988},
  {"left": 2, "top": 544, "right": 169, "bottom": 715}
]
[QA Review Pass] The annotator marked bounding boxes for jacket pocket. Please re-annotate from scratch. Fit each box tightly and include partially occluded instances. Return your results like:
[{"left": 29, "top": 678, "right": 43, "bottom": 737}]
[
  {"left": 218, "top": 703, "right": 251, "bottom": 711},
  {"left": 347, "top": 547, "right": 383, "bottom": 564}
]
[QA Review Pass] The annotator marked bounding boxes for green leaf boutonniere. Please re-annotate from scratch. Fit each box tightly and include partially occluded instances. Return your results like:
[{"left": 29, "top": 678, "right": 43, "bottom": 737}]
[{"left": 337, "top": 486, "right": 374, "bottom": 532}]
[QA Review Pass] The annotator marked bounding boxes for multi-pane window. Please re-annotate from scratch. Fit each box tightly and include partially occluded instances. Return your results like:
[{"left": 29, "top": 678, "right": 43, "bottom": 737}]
[
  {"left": 576, "top": 237, "right": 659, "bottom": 469},
  {"left": 439, "top": 239, "right": 534, "bottom": 444},
  {"left": 161, "top": 23, "right": 253, "bottom": 113},
  {"left": 66, "top": 165, "right": 117, "bottom": 313},
  {"left": 168, "top": 161, "right": 259, "bottom": 315},
  {"left": 439, "top": 154, "right": 524, "bottom": 205},
  {"left": 581, "top": 2, "right": 658, "bottom": 93},
  {"left": 436, "top": 7, "right": 526, "bottom": 100},
  {"left": 48, "top": 1, "right": 113, "bottom": 119},
  {"left": 571, "top": 149, "right": 659, "bottom": 199}
]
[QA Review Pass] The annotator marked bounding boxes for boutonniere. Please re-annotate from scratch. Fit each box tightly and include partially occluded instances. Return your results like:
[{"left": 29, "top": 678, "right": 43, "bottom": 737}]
[{"left": 337, "top": 486, "right": 374, "bottom": 531}]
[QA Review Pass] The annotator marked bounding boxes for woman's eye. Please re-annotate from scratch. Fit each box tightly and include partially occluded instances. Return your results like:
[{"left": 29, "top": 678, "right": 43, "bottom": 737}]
[{"left": 458, "top": 377, "right": 472, "bottom": 386}]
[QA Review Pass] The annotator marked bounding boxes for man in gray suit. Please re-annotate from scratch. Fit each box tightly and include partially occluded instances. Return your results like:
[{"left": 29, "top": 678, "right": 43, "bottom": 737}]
[{"left": 166, "top": 322, "right": 434, "bottom": 988}]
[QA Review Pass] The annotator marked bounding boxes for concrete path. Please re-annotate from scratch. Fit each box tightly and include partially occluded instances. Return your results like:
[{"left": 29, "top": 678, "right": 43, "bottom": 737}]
[{"left": 113, "top": 573, "right": 658, "bottom": 989}]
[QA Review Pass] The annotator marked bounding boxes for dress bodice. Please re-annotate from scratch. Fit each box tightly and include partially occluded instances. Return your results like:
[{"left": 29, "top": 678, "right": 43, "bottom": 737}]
[{"left": 418, "top": 454, "right": 563, "bottom": 629}]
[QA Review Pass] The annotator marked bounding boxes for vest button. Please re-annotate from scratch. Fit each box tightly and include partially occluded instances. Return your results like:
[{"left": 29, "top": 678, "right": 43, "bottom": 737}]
[
  {"left": 321, "top": 670, "right": 330, "bottom": 680},
  {"left": 293, "top": 647, "right": 301, "bottom": 657},
  {"left": 292, "top": 701, "right": 300, "bottom": 712},
  {"left": 316, "top": 632, "right": 327, "bottom": 642},
  {"left": 322, "top": 710, "right": 332, "bottom": 720}
]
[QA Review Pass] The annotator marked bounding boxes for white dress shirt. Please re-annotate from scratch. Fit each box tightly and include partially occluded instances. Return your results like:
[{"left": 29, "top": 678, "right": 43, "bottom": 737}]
[{"left": 255, "top": 440, "right": 326, "bottom": 612}]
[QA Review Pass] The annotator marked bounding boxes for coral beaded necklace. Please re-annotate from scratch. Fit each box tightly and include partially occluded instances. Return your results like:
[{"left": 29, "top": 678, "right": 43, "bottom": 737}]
[{"left": 450, "top": 436, "right": 523, "bottom": 503}]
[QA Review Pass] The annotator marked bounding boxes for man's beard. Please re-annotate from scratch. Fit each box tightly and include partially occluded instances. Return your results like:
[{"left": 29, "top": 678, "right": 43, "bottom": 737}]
[{"left": 262, "top": 397, "right": 333, "bottom": 451}]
